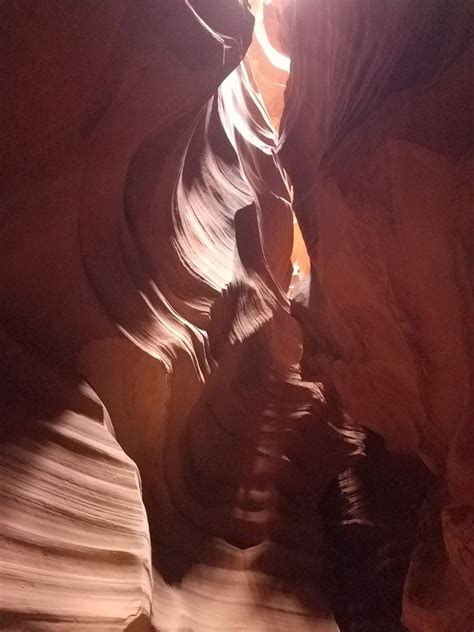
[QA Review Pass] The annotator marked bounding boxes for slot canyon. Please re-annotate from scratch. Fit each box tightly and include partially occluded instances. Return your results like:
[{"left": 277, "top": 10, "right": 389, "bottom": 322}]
[{"left": 0, "top": 1, "right": 473, "bottom": 630}]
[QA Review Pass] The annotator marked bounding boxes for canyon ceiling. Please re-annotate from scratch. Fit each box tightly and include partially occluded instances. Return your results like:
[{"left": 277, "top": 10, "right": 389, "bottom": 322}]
[{"left": 0, "top": 1, "right": 473, "bottom": 631}]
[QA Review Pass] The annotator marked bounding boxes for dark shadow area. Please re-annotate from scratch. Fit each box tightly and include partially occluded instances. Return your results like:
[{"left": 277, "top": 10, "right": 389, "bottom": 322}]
[{"left": 320, "top": 431, "right": 435, "bottom": 632}]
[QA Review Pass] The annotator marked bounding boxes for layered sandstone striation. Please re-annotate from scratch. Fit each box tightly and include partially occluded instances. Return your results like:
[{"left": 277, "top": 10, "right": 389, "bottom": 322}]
[
  {"left": 1, "top": 1, "right": 359, "bottom": 630},
  {"left": 1, "top": 1, "right": 472, "bottom": 631}
]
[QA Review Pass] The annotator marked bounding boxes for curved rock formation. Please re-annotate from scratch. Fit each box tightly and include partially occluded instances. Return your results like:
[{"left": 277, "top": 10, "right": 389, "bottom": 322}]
[
  {"left": 1, "top": 1, "right": 472, "bottom": 631},
  {"left": 280, "top": 1, "right": 474, "bottom": 630},
  {"left": 0, "top": 1, "right": 358, "bottom": 630}
]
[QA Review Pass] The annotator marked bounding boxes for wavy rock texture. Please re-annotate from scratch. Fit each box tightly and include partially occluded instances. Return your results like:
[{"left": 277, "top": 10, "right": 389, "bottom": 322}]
[
  {"left": 280, "top": 1, "right": 473, "bottom": 630},
  {"left": 0, "top": 1, "right": 363, "bottom": 631},
  {"left": 1, "top": 1, "right": 472, "bottom": 631}
]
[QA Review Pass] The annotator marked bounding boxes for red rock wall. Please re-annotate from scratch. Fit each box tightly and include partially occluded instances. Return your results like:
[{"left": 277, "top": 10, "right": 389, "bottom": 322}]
[
  {"left": 1, "top": 1, "right": 472, "bottom": 630},
  {"left": 280, "top": 1, "right": 474, "bottom": 630}
]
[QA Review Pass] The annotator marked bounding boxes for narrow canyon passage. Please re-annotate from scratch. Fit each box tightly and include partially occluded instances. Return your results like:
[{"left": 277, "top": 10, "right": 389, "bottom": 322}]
[{"left": 1, "top": 2, "right": 473, "bottom": 631}]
